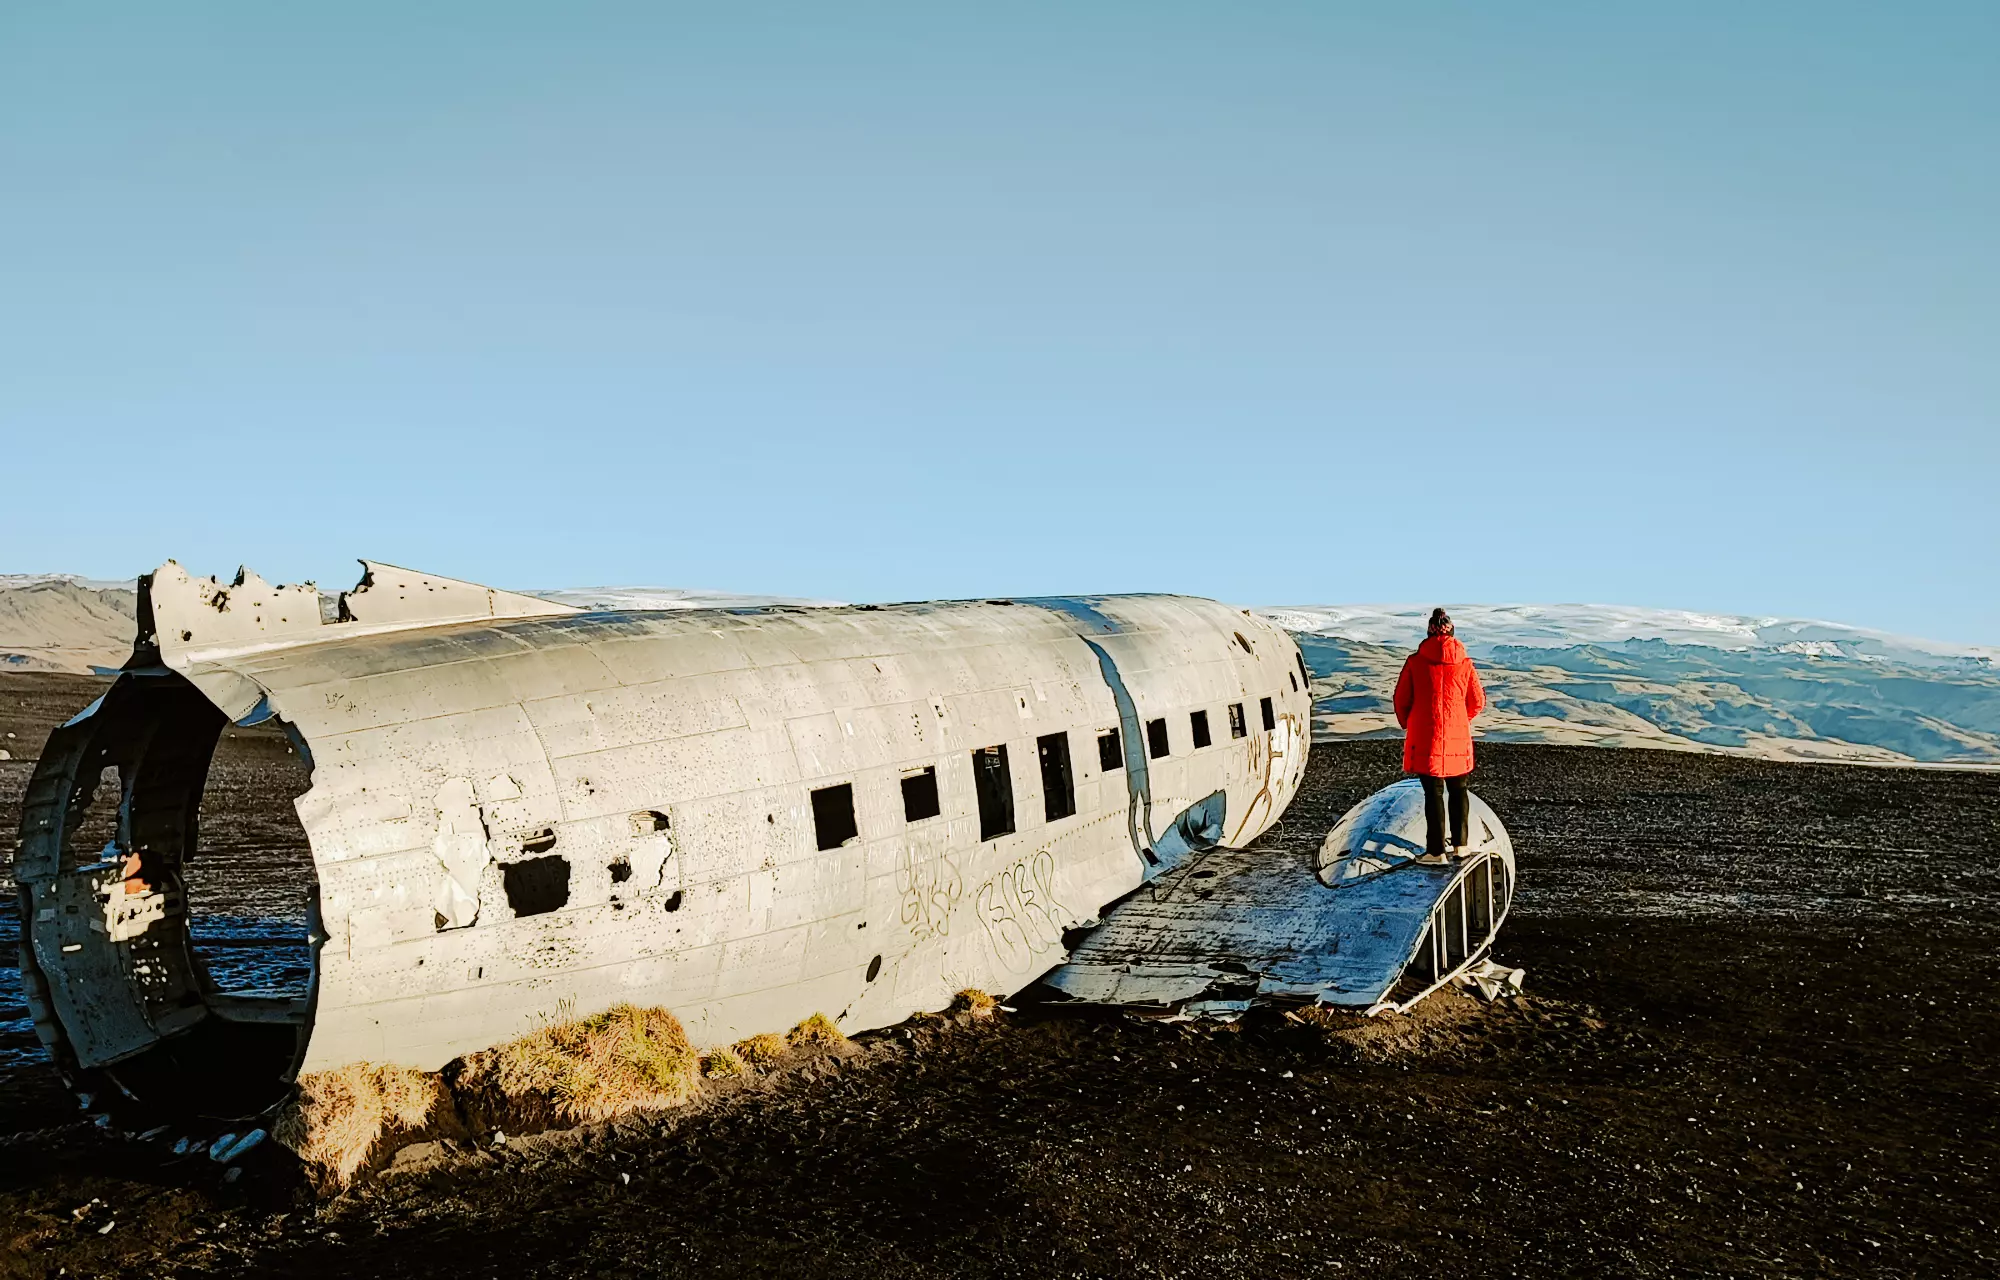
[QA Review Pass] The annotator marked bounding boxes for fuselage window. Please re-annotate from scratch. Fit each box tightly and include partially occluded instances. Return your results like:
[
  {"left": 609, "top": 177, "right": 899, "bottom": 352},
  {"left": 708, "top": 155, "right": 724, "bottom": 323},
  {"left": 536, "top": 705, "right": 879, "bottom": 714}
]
[
  {"left": 1097, "top": 729, "right": 1122, "bottom": 773},
  {"left": 1289, "top": 670, "right": 1298, "bottom": 692},
  {"left": 973, "top": 745, "right": 1016, "bottom": 841},
  {"left": 1235, "top": 631, "right": 1254, "bottom": 655},
  {"left": 901, "top": 766, "right": 941, "bottom": 822},
  {"left": 1260, "top": 696, "right": 1276, "bottom": 732},
  {"left": 1190, "top": 709, "right": 1212, "bottom": 749},
  {"left": 1297, "top": 651, "right": 1312, "bottom": 689},
  {"left": 1228, "top": 702, "right": 1247, "bottom": 739},
  {"left": 812, "top": 783, "right": 859, "bottom": 851},
  {"left": 1038, "top": 732, "right": 1076, "bottom": 822},
  {"left": 1147, "top": 717, "right": 1170, "bottom": 759}
]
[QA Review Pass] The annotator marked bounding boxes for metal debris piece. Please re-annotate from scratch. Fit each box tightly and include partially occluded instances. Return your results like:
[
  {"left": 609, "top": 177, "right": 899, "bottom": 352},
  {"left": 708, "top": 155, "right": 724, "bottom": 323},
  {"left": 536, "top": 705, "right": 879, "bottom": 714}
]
[
  {"left": 210, "top": 1128, "right": 267, "bottom": 1163},
  {"left": 1047, "top": 779, "right": 1520, "bottom": 1016}
]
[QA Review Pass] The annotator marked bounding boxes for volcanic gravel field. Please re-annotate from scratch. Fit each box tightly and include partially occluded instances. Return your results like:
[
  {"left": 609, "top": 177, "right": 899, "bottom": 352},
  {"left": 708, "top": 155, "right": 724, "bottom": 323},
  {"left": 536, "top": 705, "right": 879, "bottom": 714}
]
[{"left": 1, "top": 671, "right": 1996, "bottom": 1278}]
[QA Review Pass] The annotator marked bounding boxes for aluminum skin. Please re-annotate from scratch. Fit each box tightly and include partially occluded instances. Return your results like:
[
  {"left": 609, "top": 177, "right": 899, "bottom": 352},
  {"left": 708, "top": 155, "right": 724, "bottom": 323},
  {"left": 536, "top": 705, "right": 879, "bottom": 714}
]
[{"left": 12, "top": 561, "right": 1312, "bottom": 1116}]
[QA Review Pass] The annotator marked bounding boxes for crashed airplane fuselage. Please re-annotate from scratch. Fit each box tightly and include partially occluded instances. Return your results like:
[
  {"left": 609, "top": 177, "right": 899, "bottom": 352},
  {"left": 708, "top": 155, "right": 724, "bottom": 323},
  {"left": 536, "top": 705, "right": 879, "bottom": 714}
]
[{"left": 14, "top": 562, "right": 1312, "bottom": 1117}]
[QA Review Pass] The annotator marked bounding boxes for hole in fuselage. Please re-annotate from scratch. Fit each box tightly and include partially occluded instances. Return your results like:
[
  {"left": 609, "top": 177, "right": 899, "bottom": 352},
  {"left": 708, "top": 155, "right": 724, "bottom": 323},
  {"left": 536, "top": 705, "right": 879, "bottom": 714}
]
[
  {"left": 502, "top": 854, "right": 571, "bottom": 917},
  {"left": 29, "top": 671, "right": 320, "bottom": 1124},
  {"left": 520, "top": 827, "right": 558, "bottom": 854},
  {"left": 183, "top": 716, "right": 316, "bottom": 1009}
]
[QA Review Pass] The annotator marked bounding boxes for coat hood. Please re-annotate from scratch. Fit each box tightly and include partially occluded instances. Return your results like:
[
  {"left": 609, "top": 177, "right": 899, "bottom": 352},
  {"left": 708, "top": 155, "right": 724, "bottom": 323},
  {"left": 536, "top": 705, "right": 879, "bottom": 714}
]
[{"left": 1417, "top": 635, "right": 1469, "bottom": 665}]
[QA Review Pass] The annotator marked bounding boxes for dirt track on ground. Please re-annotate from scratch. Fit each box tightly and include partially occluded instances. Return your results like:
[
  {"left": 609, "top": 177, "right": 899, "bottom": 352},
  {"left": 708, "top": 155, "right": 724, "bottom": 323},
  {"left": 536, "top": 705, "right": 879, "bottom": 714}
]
[{"left": 2, "top": 672, "right": 1996, "bottom": 1278}]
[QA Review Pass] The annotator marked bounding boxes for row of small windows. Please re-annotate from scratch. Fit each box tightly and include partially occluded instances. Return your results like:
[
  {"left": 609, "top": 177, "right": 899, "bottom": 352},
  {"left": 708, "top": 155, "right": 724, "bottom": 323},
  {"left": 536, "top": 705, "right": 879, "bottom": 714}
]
[
  {"left": 810, "top": 695, "right": 1283, "bottom": 851},
  {"left": 1136, "top": 698, "right": 1271, "bottom": 762}
]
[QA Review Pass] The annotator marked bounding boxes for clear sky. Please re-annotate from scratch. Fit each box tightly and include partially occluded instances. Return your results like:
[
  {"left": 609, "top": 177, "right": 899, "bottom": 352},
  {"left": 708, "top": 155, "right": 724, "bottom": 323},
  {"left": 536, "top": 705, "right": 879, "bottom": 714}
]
[{"left": 2, "top": 4, "right": 1994, "bottom": 643}]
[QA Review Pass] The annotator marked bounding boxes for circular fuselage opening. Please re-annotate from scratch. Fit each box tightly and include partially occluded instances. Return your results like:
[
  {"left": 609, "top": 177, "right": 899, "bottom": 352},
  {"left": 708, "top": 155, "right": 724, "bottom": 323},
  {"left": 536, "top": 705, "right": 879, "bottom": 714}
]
[{"left": 19, "top": 671, "right": 318, "bottom": 1123}]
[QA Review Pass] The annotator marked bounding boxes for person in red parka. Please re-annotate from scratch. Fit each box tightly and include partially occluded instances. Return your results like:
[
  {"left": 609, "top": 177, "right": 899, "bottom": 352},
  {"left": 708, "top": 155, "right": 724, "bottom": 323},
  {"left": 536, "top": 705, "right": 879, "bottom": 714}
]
[{"left": 1393, "top": 608, "right": 1486, "bottom": 856}]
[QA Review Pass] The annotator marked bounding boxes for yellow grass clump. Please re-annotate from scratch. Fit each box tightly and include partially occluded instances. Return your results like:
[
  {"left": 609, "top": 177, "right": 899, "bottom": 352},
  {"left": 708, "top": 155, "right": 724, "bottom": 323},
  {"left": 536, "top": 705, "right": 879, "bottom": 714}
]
[
  {"left": 273, "top": 1062, "right": 443, "bottom": 1189},
  {"left": 787, "top": 1012, "right": 847, "bottom": 1051},
  {"left": 701, "top": 1045, "right": 748, "bottom": 1078},
  {"left": 733, "top": 1032, "right": 788, "bottom": 1070},
  {"left": 456, "top": 1003, "right": 700, "bottom": 1128},
  {"left": 952, "top": 988, "right": 997, "bottom": 1018}
]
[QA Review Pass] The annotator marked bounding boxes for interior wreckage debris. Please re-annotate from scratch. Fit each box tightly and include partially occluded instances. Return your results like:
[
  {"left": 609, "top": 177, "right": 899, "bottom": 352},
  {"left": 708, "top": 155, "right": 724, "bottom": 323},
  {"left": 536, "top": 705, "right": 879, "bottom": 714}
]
[{"left": 12, "top": 559, "right": 1517, "bottom": 1131}]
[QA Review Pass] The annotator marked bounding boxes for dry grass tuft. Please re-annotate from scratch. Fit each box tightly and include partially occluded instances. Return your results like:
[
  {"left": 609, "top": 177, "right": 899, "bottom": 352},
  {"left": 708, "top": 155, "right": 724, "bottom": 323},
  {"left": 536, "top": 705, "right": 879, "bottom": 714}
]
[
  {"left": 787, "top": 1012, "right": 847, "bottom": 1051},
  {"left": 273, "top": 1062, "right": 443, "bottom": 1189},
  {"left": 951, "top": 988, "right": 998, "bottom": 1018},
  {"left": 733, "top": 1032, "right": 788, "bottom": 1070},
  {"left": 455, "top": 1003, "right": 701, "bottom": 1128},
  {"left": 701, "top": 1044, "right": 748, "bottom": 1078}
]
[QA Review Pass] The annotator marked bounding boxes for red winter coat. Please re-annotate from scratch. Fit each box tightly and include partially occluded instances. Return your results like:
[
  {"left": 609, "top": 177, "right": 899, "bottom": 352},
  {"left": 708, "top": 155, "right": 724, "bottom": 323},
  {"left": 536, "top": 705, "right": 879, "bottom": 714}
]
[{"left": 1394, "top": 635, "right": 1485, "bottom": 777}]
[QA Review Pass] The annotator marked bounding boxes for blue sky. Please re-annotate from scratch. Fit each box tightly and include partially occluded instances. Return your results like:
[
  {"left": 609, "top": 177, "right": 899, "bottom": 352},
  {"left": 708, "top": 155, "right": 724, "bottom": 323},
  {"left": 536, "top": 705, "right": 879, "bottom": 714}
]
[{"left": 2, "top": 4, "right": 1994, "bottom": 643}]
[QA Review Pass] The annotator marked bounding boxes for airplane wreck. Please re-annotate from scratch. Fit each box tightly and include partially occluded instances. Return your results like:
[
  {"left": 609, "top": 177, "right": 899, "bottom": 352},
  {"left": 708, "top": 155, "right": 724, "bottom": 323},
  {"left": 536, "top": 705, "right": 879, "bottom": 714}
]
[{"left": 12, "top": 561, "right": 1517, "bottom": 1129}]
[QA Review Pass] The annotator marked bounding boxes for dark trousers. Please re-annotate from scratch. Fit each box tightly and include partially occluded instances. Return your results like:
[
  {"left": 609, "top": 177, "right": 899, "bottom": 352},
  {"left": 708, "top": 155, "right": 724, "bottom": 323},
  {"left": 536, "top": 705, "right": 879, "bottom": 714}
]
[{"left": 1418, "top": 773, "right": 1470, "bottom": 854}]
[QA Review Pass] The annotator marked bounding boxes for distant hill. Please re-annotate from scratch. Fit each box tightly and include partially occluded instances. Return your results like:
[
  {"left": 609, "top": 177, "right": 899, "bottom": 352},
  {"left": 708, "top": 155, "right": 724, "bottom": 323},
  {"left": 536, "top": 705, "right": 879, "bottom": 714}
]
[
  {"left": 4, "top": 576, "right": 1994, "bottom": 766},
  {"left": 0, "top": 575, "right": 138, "bottom": 673}
]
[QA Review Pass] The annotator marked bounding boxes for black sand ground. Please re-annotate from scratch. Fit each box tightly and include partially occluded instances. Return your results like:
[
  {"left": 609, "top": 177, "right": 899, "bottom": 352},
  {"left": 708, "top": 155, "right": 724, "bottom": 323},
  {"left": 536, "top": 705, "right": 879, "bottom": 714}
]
[{"left": 1, "top": 671, "right": 1996, "bottom": 1278}]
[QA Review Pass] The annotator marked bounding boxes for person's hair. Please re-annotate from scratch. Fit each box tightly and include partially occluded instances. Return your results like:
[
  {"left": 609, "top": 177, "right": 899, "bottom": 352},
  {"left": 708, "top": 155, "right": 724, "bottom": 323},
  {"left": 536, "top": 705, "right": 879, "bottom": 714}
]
[{"left": 1427, "top": 608, "right": 1454, "bottom": 638}]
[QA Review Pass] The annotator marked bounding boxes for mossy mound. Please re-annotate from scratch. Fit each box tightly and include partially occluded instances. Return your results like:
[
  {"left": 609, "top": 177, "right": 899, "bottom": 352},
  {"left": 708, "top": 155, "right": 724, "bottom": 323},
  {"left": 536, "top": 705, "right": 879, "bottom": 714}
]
[
  {"left": 272, "top": 1003, "right": 884, "bottom": 1189},
  {"left": 452, "top": 1003, "right": 701, "bottom": 1131},
  {"left": 733, "top": 1032, "right": 788, "bottom": 1070},
  {"left": 272, "top": 1062, "right": 446, "bottom": 1190},
  {"left": 951, "top": 989, "right": 997, "bottom": 1018},
  {"left": 786, "top": 1012, "right": 848, "bottom": 1051}
]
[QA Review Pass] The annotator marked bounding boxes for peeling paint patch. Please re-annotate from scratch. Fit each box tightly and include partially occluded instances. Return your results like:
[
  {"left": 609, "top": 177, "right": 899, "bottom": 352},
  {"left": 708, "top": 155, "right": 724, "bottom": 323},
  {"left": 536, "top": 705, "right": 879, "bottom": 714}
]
[{"left": 430, "top": 779, "right": 489, "bottom": 930}]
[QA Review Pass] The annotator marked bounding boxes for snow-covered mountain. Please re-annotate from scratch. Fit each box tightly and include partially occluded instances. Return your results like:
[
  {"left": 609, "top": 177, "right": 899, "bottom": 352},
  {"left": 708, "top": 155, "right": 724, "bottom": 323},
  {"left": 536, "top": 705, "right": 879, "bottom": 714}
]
[
  {"left": 1273, "top": 607, "right": 2000, "bottom": 767},
  {"left": 1261, "top": 603, "right": 1999, "bottom": 669},
  {"left": 4, "top": 575, "right": 1994, "bottom": 766}
]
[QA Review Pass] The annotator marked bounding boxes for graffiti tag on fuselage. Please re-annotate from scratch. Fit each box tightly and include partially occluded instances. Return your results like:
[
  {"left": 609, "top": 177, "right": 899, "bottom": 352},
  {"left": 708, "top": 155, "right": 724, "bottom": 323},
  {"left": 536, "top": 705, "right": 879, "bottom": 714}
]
[
  {"left": 974, "top": 849, "right": 1068, "bottom": 974},
  {"left": 896, "top": 845, "right": 964, "bottom": 941}
]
